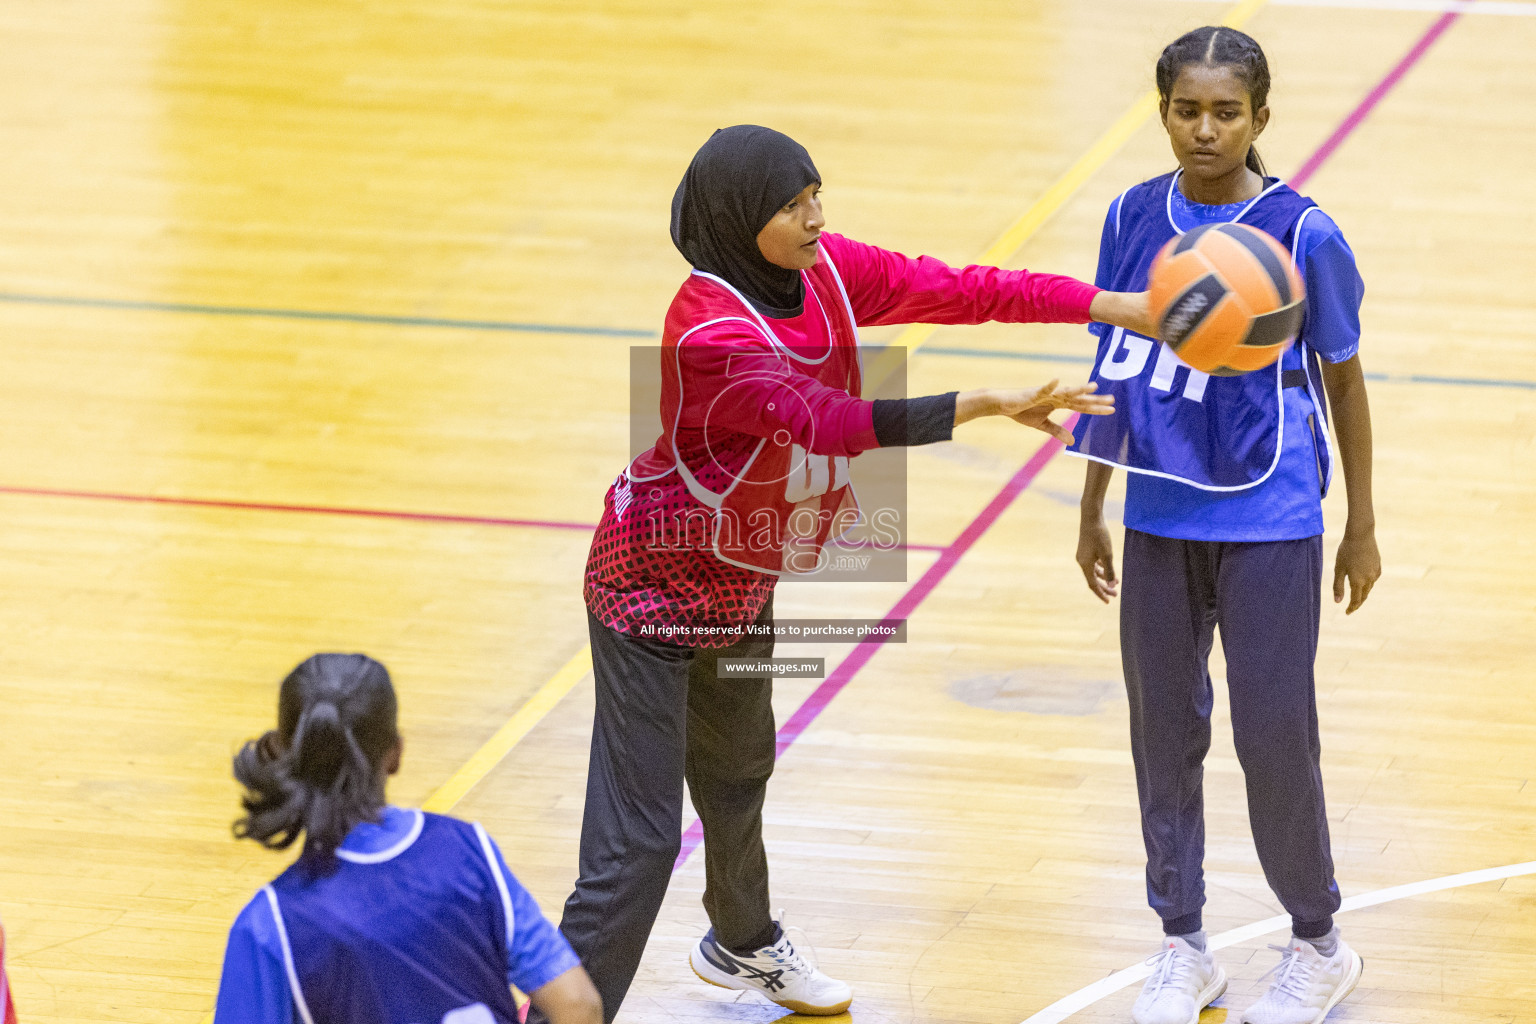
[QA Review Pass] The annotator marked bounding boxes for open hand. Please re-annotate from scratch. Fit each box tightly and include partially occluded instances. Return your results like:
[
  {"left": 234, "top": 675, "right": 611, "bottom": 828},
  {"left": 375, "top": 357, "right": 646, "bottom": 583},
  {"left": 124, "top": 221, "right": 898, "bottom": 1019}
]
[{"left": 997, "top": 380, "right": 1114, "bottom": 443}]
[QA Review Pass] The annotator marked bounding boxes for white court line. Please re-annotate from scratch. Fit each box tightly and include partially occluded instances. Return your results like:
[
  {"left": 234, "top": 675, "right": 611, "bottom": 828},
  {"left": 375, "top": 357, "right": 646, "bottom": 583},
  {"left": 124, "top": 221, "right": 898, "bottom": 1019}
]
[
  {"left": 1019, "top": 859, "right": 1536, "bottom": 1024},
  {"left": 1175, "top": 0, "right": 1536, "bottom": 15}
]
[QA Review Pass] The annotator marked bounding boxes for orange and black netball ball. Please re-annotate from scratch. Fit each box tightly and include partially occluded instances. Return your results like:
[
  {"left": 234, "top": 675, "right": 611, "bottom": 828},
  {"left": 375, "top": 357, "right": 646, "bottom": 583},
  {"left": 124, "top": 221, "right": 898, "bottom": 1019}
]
[{"left": 1148, "top": 222, "right": 1306, "bottom": 377}]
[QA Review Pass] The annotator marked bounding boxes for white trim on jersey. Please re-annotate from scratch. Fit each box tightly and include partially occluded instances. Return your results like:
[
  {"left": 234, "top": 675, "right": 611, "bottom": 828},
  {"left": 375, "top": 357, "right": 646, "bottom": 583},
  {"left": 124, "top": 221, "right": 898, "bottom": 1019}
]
[
  {"left": 692, "top": 270, "right": 847, "bottom": 572},
  {"left": 1069, "top": 174, "right": 1299, "bottom": 492},
  {"left": 262, "top": 885, "right": 317, "bottom": 1024},
  {"left": 1291, "top": 207, "right": 1337, "bottom": 493},
  {"left": 804, "top": 250, "right": 864, "bottom": 547},
  {"left": 689, "top": 270, "right": 834, "bottom": 365},
  {"left": 664, "top": 314, "right": 771, "bottom": 513},
  {"left": 806, "top": 281, "right": 836, "bottom": 359},
  {"left": 1069, "top": 355, "right": 1287, "bottom": 493},
  {"left": 622, "top": 248, "right": 864, "bottom": 576},
  {"left": 623, "top": 315, "right": 760, "bottom": 488},
  {"left": 1163, "top": 169, "right": 1287, "bottom": 235},
  {"left": 815, "top": 246, "right": 865, "bottom": 376},
  {"left": 335, "top": 808, "right": 424, "bottom": 865},
  {"left": 472, "top": 823, "right": 517, "bottom": 958}
]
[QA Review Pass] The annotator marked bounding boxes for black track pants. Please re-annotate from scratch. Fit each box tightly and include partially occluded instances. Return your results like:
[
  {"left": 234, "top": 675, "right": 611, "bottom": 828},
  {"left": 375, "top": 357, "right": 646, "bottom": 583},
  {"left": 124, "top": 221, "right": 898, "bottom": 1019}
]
[{"left": 545, "top": 602, "right": 777, "bottom": 1023}]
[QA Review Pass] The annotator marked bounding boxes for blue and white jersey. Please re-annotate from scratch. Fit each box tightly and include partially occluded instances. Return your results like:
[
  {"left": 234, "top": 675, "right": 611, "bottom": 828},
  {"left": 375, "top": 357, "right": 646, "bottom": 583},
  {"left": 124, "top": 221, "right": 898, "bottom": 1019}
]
[
  {"left": 1068, "top": 170, "right": 1364, "bottom": 541},
  {"left": 214, "top": 807, "right": 581, "bottom": 1024}
]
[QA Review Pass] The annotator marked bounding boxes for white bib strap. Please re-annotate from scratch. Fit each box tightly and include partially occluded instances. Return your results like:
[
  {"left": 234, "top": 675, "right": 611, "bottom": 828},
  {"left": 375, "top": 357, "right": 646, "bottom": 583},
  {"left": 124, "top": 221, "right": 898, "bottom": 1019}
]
[
  {"left": 473, "top": 823, "right": 516, "bottom": 955},
  {"left": 262, "top": 886, "right": 316, "bottom": 1024}
]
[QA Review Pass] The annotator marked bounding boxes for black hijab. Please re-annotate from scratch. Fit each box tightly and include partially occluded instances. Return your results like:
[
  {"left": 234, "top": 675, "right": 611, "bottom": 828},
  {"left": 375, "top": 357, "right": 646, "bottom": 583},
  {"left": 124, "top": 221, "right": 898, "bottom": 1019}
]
[{"left": 670, "top": 125, "right": 821, "bottom": 319}]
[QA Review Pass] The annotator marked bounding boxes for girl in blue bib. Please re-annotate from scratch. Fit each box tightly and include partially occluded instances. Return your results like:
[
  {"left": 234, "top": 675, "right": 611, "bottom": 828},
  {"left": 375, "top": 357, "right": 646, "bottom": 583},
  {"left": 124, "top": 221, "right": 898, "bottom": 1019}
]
[
  {"left": 213, "top": 654, "right": 602, "bottom": 1024},
  {"left": 1066, "top": 27, "right": 1380, "bottom": 1024}
]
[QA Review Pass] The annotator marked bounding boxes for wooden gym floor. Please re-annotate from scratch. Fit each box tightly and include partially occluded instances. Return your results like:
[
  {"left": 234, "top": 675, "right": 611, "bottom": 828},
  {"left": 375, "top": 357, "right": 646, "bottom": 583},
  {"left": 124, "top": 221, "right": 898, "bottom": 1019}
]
[{"left": 0, "top": 1, "right": 1532, "bottom": 1022}]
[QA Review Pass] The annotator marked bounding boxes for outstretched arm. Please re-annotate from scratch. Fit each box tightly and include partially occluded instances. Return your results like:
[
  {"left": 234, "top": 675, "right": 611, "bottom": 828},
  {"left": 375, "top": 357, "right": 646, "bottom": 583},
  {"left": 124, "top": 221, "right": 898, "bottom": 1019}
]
[
  {"left": 680, "top": 327, "right": 1113, "bottom": 454},
  {"left": 822, "top": 233, "right": 1152, "bottom": 335},
  {"left": 1319, "top": 354, "right": 1379, "bottom": 613},
  {"left": 1089, "top": 290, "right": 1156, "bottom": 338}
]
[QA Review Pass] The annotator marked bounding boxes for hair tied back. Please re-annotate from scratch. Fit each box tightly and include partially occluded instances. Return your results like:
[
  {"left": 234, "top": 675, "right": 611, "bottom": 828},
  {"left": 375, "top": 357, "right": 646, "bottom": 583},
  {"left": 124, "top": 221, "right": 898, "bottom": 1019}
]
[
  {"left": 291, "top": 700, "right": 348, "bottom": 789},
  {"left": 232, "top": 653, "right": 399, "bottom": 867}
]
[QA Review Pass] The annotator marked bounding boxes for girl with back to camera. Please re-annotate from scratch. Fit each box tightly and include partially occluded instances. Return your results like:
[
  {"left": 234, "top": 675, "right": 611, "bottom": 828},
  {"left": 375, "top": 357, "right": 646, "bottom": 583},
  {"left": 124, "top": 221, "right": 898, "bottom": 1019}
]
[
  {"left": 214, "top": 653, "right": 602, "bottom": 1024},
  {"left": 1068, "top": 27, "right": 1380, "bottom": 1024}
]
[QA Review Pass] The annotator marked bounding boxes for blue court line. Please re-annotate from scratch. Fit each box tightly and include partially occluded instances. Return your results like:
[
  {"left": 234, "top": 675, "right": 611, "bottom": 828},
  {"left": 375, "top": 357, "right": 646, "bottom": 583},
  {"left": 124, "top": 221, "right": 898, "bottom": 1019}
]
[
  {"left": 0, "top": 291, "right": 657, "bottom": 338},
  {"left": 4, "top": 290, "right": 1531, "bottom": 391},
  {"left": 1403, "top": 372, "right": 1536, "bottom": 390},
  {"left": 921, "top": 344, "right": 1536, "bottom": 391},
  {"left": 923, "top": 344, "right": 1095, "bottom": 364}
]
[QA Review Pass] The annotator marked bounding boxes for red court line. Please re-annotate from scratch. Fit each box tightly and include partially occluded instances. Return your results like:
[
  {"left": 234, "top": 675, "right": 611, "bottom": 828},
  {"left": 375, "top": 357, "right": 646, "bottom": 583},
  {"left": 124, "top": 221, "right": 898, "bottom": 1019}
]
[
  {"left": 0, "top": 483, "right": 950, "bottom": 552},
  {"left": 0, "top": 9, "right": 1464, "bottom": 555},
  {"left": 0, "top": 484, "right": 596, "bottom": 532},
  {"left": 672, "top": 8, "right": 1467, "bottom": 873}
]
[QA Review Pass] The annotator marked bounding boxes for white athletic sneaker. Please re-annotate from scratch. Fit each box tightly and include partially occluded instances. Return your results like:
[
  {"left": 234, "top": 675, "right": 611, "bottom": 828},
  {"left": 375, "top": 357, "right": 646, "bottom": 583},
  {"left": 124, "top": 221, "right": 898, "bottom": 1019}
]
[
  {"left": 688, "top": 916, "right": 853, "bottom": 1015},
  {"left": 1238, "top": 936, "right": 1364, "bottom": 1024},
  {"left": 1131, "top": 936, "right": 1228, "bottom": 1024}
]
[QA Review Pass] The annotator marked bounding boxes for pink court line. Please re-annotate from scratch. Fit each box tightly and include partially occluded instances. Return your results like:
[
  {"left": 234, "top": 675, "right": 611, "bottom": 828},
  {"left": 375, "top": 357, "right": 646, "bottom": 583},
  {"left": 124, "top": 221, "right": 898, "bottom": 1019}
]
[
  {"left": 0, "top": 483, "right": 950, "bottom": 552},
  {"left": 0, "top": 9, "right": 1462, "bottom": 566},
  {"left": 1290, "top": 6, "right": 1464, "bottom": 188},
  {"left": 673, "top": 6, "right": 1469, "bottom": 874},
  {"left": 673, "top": 422, "right": 1077, "bottom": 870}
]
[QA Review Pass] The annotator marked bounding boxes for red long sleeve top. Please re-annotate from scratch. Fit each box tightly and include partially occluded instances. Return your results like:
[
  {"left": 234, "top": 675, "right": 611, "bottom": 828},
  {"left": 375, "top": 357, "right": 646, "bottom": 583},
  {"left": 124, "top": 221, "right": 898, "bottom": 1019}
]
[{"left": 584, "top": 232, "right": 1100, "bottom": 645}]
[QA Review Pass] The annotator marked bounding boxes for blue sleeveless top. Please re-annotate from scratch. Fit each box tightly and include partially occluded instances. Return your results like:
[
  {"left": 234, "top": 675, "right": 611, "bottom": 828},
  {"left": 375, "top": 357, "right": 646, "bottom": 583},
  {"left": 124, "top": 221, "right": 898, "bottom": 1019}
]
[
  {"left": 1068, "top": 171, "right": 1365, "bottom": 541},
  {"left": 215, "top": 808, "right": 580, "bottom": 1024}
]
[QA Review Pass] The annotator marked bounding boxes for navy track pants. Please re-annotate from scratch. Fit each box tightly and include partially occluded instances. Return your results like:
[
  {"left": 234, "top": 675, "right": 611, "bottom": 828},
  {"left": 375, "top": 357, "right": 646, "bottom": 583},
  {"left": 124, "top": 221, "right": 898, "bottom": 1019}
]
[{"left": 1120, "top": 528, "right": 1341, "bottom": 938}]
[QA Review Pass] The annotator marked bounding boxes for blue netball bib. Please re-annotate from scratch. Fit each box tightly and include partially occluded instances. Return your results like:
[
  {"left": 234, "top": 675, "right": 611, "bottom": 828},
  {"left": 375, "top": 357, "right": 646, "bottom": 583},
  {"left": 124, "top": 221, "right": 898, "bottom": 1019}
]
[
  {"left": 267, "top": 813, "right": 524, "bottom": 1024},
  {"left": 1070, "top": 172, "right": 1319, "bottom": 491}
]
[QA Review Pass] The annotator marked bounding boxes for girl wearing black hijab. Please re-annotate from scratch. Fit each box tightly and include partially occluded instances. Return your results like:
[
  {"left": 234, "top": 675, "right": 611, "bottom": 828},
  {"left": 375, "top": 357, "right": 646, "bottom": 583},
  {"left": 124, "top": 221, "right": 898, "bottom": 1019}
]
[{"left": 546, "top": 126, "right": 1153, "bottom": 1022}]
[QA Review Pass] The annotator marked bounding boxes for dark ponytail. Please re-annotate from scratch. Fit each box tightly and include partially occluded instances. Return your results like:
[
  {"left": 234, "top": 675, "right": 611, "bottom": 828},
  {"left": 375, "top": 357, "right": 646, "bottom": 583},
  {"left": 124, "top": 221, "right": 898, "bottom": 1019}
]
[
  {"left": 1156, "top": 26, "right": 1272, "bottom": 177},
  {"left": 233, "top": 653, "right": 399, "bottom": 867}
]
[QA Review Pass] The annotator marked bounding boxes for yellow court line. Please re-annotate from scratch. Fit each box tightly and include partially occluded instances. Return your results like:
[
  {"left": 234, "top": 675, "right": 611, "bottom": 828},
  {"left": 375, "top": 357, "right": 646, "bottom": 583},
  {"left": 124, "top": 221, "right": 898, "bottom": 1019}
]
[
  {"left": 196, "top": 648, "right": 593, "bottom": 1024},
  {"left": 418, "top": 0, "right": 1272, "bottom": 822},
  {"left": 197, "top": 7, "right": 1270, "bottom": 1018},
  {"left": 421, "top": 644, "right": 594, "bottom": 813},
  {"left": 865, "top": 0, "right": 1271, "bottom": 387},
  {"left": 410, "top": 0, "right": 1273, "bottom": 828}
]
